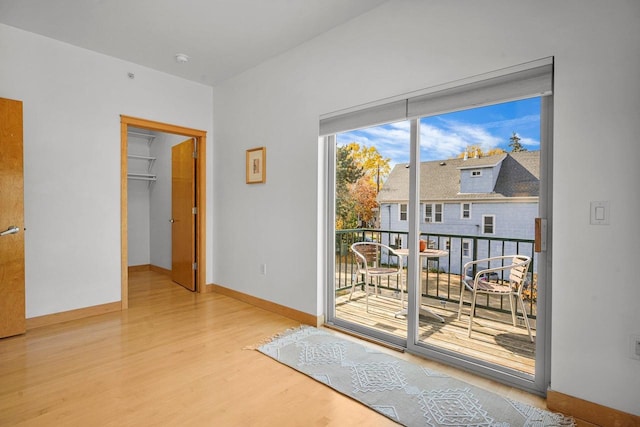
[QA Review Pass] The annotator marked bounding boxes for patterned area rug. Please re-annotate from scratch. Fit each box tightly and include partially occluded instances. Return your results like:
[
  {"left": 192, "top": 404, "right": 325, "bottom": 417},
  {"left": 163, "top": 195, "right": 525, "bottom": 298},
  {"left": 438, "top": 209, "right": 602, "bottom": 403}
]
[{"left": 257, "top": 326, "right": 574, "bottom": 427}]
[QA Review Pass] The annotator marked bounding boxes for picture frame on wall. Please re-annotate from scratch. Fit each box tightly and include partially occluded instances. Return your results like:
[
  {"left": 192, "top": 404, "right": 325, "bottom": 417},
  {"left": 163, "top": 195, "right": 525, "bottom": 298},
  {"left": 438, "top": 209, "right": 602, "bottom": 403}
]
[{"left": 246, "top": 146, "right": 266, "bottom": 184}]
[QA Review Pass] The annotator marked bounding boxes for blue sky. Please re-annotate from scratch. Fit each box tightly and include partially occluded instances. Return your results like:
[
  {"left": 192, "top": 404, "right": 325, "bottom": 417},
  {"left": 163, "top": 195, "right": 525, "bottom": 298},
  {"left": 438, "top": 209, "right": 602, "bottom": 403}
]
[{"left": 337, "top": 97, "right": 541, "bottom": 164}]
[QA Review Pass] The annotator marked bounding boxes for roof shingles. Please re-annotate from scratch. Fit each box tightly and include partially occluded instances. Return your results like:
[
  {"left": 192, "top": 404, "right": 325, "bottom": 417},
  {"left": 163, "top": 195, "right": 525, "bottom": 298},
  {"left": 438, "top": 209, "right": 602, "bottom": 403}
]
[{"left": 377, "top": 151, "right": 539, "bottom": 202}]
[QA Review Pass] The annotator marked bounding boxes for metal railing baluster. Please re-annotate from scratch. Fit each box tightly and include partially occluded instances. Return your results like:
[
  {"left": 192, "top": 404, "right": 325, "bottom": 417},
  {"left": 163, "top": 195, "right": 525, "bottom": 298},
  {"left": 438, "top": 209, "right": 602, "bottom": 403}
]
[{"left": 335, "top": 228, "right": 538, "bottom": 319}]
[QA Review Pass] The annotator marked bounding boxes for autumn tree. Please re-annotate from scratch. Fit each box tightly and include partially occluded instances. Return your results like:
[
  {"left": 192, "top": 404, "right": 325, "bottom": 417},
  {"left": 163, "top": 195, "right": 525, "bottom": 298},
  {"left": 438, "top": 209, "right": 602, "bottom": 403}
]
[
  {"left": 351, "top": 177, "right": 378, "bottom": 226},
  {"left": 335, "top": 143, "right": 391, "bottom": 229},
  {"left": 346, "top": 142, "right": 391, "bottom": 191},
  {"left": 457, "top": 144, "right": 505, "bottom": 159}
]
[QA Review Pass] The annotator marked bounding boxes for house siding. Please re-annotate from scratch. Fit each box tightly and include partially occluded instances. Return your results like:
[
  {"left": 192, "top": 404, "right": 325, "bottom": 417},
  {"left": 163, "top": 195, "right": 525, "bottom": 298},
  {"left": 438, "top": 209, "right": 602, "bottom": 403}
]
[
  {"left": 379, "top": 200, "right": 537, "bottom": 275},
  {"left": 460, "top": 165, "right": 501, "bottom": 193},
  {"left": 380, "top": 201, "right": 537, "bottom": 240}
]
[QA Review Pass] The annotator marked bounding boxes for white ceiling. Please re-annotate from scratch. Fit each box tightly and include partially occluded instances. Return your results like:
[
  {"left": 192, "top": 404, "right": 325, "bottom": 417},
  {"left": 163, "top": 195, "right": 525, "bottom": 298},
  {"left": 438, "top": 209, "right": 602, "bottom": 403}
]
[{"left": 0, "top": 0, "right": 386, "bottom": 86}]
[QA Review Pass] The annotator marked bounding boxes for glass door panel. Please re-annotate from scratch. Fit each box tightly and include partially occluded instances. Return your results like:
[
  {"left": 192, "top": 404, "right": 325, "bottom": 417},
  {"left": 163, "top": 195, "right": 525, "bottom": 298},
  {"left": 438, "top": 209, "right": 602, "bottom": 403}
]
[
  {"left": 413, "top": 98, "right": 541, "bottom": 379},
  {"left": 332, "top": 120, "right": 410, "bottom": 344}
]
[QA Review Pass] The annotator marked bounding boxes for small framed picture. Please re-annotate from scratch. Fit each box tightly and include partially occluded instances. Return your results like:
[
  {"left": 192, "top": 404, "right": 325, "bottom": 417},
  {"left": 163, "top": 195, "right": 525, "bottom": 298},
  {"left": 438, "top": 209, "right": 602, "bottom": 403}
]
[{"left": 246, "top": 147, "right": 266, "bottom": 184}]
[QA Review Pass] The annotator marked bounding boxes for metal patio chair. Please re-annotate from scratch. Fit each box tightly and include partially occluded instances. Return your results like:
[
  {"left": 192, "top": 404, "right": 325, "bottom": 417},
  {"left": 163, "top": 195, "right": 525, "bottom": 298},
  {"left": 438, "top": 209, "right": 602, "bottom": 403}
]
[
  {"left": 458, "top": 255, "right": 534, "bottom": 342},
  {"left": 349, "top": 242, "right": 403, "bottom": 312}
]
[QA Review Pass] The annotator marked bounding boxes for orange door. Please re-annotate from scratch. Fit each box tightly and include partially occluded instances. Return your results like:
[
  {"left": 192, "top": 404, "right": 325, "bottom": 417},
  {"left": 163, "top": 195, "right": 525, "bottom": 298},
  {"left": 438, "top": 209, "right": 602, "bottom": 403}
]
[
  {"left": 171, "top": 139, "right": 196, "bottom": 291},
  {"left": 0, "top": 98, "right": 26, "bottom": 337}
]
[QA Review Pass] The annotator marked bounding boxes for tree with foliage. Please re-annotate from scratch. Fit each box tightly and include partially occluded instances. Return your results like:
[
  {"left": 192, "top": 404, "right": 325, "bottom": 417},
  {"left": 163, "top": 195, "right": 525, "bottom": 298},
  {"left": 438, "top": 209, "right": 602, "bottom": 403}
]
[
  {"left": 346, "top": 142, "right": 391, "bottom": 191},
  {"left": 335, "top": 143, "right": 391, "bottom": 229},
  {"left": 351, "top": 178, "right": 378, "bottom": 226},
  {"left": 336, "top": 144, "right": 364, "bottom": 186},
  {"left": 509, "top": 132, "right": 527, "bottom": 152},
  {"left": 457, "top": 144, "right": 505, "bottom": 159},
  {"left": 335, "top": 145, "right": 363, "bottom": 229}
]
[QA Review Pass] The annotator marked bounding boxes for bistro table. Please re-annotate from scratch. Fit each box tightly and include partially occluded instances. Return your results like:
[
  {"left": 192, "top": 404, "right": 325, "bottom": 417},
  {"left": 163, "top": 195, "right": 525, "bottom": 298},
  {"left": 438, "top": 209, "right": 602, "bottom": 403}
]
[{"left": 393, "top": 248, "right": 449, "bottom": 323}]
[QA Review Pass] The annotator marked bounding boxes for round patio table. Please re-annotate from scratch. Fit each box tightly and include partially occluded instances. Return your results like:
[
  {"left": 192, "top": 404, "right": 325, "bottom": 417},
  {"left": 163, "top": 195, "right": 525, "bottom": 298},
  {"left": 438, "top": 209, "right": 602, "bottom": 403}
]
[{"left": 393, "top": 248, "right": 449, "bottom": 322}]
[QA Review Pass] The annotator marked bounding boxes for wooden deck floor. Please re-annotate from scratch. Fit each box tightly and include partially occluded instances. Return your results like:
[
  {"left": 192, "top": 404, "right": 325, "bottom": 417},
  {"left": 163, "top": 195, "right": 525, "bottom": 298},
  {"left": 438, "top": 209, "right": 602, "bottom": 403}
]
[{"left": 336, "top": 288, "right": 536, "bottom": 375}]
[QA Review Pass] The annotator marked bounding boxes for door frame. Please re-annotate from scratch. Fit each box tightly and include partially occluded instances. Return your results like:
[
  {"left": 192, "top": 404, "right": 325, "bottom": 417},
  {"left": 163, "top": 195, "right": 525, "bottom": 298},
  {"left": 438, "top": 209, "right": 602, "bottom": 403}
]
[{"left": 120, "top": 115, "right": 207, "bottom": 309}]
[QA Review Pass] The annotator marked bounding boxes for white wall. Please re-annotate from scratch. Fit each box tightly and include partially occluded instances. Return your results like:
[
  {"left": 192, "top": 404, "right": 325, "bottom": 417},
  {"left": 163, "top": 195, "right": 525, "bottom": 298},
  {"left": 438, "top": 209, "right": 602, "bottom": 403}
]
[
  {"left": 0, "top": 23, "right": 214, "bottom": 317},
  {"left": 212, "top": 0, "right": 640, "bottom": 415}
]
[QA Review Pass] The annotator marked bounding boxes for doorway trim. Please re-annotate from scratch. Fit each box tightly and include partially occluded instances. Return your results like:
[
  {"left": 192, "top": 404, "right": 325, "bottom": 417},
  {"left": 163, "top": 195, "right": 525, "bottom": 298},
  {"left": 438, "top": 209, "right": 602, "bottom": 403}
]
[{"left": 120, "top": 115, "right": 207, "bottom": 309}]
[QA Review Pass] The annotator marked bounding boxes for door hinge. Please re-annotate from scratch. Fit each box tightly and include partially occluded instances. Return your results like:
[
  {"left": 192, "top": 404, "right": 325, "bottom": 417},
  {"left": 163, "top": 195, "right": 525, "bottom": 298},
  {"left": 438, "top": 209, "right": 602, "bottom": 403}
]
[
  {"left": 193, "top": 262, "right": 198, "bottom": 270},
  {"left": 192, "top": 151, "right": 198, "bottom": 159},
  {"left": 192, "top": 207, "right": 197, "bottom": 215}
]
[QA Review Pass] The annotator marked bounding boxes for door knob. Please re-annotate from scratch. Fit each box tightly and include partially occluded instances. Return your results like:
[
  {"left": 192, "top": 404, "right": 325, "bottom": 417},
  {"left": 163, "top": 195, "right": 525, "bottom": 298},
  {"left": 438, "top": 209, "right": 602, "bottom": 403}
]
[
  {"left": 169, "top": 219, "right": 175, "bottom": 223},
  {"left": 1, "top": 226, "right": 20, "bottom": 236}
]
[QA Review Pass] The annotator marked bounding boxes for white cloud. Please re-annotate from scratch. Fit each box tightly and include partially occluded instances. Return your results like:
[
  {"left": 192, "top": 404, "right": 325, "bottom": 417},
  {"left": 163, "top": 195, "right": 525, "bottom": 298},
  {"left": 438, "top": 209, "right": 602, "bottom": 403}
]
[
  {"left": 420, "top": 119, "right": 502, "bottom": 160},
  {"left": 338, "top": 121, "right": 411, "bottom": 165},
  {"left": 419, "top": 123, "right": 468, "bottom": 159},
  {"left": 337, "top": 112, "right": 540, "bottom": 164},
  {"left": 519, "top": 136, "right": 539, "bottom": 147}
]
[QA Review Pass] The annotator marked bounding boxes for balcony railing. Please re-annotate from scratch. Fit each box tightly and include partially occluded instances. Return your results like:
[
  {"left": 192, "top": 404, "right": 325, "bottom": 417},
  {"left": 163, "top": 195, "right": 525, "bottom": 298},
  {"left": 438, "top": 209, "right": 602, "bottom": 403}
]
[{"left": 335, "top": 228, "right": 537, "bottom": 319}]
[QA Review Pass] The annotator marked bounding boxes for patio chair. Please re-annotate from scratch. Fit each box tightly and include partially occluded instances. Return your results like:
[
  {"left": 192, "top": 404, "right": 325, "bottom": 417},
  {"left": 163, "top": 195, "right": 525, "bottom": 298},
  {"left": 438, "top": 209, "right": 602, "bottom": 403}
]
[
  {"left": 457, "top": 255, "right": 534, "bottom": 342},
  {"left": 349, "top": 242, "right": 403, "bottom": 312}
]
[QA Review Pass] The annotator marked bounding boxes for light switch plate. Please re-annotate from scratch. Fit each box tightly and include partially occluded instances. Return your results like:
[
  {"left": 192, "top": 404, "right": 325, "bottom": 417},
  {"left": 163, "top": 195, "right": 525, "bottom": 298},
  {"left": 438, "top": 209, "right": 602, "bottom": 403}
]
[{"left": 590, "top": 201, "right": 610, "bottom": 225}]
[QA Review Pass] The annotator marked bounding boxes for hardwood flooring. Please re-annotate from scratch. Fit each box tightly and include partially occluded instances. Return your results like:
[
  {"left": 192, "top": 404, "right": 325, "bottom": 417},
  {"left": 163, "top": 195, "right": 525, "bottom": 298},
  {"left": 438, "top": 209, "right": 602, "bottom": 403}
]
[{"left": 0, "top": 270, "right": 586, "bottom": 426}]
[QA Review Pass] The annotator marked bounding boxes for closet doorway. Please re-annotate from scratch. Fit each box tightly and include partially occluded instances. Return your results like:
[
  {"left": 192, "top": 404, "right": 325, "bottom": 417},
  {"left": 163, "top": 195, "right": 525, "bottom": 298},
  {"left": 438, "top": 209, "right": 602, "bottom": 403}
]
[{"left": 120, "top": 115, "right": 206, "bottom": 309}]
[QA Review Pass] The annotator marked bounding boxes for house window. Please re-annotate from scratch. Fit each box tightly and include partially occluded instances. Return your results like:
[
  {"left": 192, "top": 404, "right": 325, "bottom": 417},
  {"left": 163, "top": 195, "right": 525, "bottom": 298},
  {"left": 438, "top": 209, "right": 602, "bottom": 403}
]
[
  {"left": 461, "top": 203, "right": 471, "bottom": 219},
  {"left": 399, "top": 203, "right": 407, "bottom": 221},
  {"left": 471, "top": 170, "right": 482, "bottom": 177},
  {"left": 462, "top": 240, "right": 470, "bottom": 257},
  {"left": 425, "top": 203, "right": 443, "bottom": 223},
  {"left": 482, "top": 215, "right": 495, "bottom": 234}
]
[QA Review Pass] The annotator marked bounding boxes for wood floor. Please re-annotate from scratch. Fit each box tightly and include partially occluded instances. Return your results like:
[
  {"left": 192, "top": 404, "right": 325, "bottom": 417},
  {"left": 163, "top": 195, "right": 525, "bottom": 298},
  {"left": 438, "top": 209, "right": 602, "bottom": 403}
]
[{"left": 0, "top": 270, "right": 579, "bottom": 426}]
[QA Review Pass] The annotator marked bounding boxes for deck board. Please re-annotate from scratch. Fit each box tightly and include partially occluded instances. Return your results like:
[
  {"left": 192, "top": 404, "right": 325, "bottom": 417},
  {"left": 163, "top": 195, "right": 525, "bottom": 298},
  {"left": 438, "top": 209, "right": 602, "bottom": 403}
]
[{"left": 336, "top": 289, "right": 535, "bottom": 375}]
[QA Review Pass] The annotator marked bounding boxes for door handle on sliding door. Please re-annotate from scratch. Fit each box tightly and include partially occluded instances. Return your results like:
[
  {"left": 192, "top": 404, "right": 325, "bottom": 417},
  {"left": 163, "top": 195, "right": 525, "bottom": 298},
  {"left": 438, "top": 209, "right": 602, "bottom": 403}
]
[{"left": 534, "top": 218, "right": 547, "bottom": 252}]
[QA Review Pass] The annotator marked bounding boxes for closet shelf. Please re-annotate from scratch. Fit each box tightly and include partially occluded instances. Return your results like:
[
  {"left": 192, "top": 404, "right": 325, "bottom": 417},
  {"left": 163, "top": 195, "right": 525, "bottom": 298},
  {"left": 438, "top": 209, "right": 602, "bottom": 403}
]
[
  {"left": 128, "top": 154, "right": 156, "bottom": 161},
  {"left": 128, "top": 173, "right": 157, "bottom": 181},
  {"left": 128, "top": 131, "right": 156, "bottom": 145},
  {"left": 128, "top": 154, "right": 156, "bottom": 173},
  {"left": 127, "top": 131, "right": 156, "bottom": 186}
]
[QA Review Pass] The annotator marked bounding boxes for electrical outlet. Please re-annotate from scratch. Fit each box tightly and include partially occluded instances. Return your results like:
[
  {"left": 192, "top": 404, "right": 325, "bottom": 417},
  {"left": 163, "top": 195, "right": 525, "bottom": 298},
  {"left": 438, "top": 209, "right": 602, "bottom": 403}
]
[
  {"left": 630, "top": 335, "right": 640, "bottom": 360},
  {"left": 260, "top": 264, "right": 267, "bottom": 276}
]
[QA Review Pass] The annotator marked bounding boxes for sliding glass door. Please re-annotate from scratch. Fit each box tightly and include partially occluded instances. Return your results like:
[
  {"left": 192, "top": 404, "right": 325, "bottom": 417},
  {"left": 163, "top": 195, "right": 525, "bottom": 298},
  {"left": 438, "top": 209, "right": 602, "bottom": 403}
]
[{"left": 324, "top": 58, "right": 553, "bottom": 394}]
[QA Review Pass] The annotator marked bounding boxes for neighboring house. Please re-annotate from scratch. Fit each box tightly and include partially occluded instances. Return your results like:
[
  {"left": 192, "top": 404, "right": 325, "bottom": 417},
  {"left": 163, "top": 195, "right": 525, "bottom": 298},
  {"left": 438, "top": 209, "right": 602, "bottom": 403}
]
[{"left": 377, "top": 151, "right": 539, "bottom": 274}]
